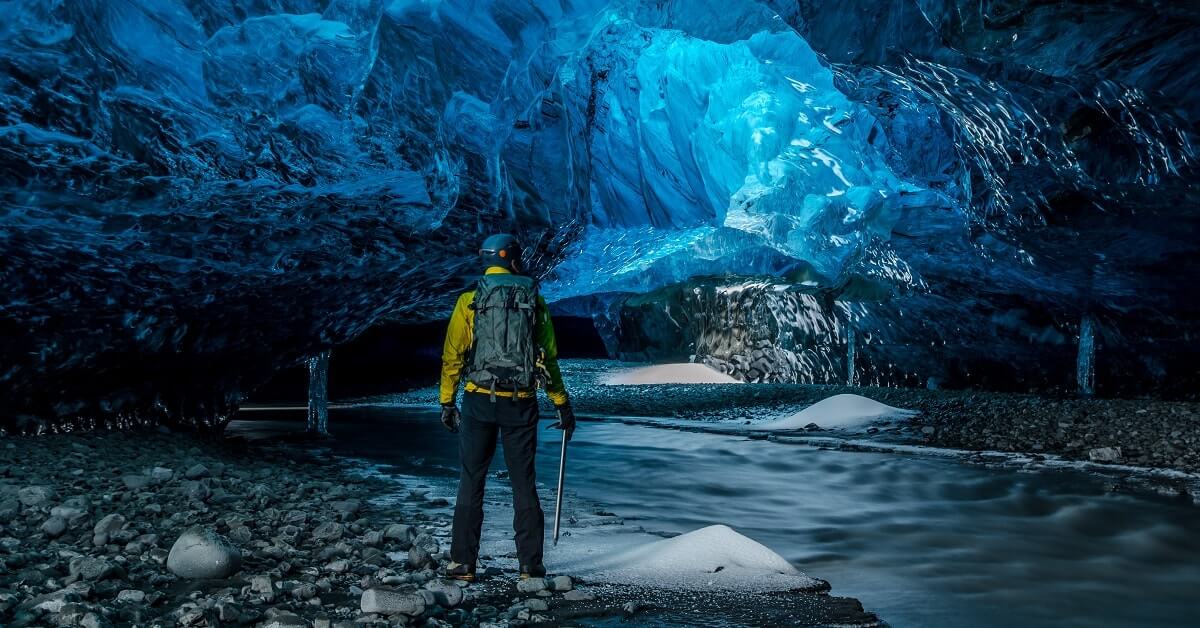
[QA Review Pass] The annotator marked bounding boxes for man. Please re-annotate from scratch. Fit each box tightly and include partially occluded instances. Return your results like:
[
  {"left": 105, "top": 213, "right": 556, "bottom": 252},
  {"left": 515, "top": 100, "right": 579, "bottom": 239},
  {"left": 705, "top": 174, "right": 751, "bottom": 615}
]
[{"left": 438, "top": 233, "right": 576, "bottom": 582}]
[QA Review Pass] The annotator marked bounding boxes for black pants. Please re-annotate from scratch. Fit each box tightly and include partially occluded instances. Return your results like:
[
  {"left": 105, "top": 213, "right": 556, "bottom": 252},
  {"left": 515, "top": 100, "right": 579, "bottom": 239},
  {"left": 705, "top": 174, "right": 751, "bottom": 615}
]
[{"left": 450, "top": 392, "right": 544, "bottom": 568}]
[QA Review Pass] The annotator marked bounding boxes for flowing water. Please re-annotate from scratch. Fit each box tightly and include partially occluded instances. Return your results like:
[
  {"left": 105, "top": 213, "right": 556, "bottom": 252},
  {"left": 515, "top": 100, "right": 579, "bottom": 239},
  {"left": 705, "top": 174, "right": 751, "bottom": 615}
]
[{"left": 231, "top": 406, "right": 1200, "bottom": 627}]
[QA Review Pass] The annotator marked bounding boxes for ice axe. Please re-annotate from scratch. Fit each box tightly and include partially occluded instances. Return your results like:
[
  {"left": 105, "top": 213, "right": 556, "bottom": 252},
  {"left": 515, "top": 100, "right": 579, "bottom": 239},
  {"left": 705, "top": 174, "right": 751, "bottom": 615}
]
[{"left": 548, "top": 413, "right": 570, "bottom": 546}]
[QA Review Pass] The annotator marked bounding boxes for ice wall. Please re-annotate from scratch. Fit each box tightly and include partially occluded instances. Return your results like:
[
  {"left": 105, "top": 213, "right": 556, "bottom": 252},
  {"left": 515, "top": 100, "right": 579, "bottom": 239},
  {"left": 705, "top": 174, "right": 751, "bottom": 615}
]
[{"left": 1, "top": 0, "right": 1198, "bottom": 430}]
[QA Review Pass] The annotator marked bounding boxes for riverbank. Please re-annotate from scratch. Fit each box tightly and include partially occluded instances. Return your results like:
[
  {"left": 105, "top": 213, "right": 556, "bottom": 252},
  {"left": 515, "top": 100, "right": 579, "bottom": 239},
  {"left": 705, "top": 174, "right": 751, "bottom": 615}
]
[
  {"left": 389, "top": 360, "right": 1200, "bottom": 475},
  {"left": 0, "top": 427, "right": 881, "bottom": 627}
]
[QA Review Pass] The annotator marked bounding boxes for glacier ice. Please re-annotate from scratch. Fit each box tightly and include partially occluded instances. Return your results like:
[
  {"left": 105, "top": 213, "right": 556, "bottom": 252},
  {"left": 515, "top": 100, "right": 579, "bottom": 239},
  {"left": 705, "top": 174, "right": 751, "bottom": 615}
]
[{"left": 0, "top": 0, "right": 1197, "bottom": 430}]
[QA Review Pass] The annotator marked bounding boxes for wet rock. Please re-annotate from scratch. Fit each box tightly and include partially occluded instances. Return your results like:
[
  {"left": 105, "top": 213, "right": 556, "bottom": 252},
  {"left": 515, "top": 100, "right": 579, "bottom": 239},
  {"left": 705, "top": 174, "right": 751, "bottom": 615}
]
[
  {"left": 360, "top": 587, "right": 427, "bottom": 616},
  {"left": 1089, "top": 447, "right": 1123, "bottom": 463},
  {"left": 563, "top": 589, "right": 595, "bottom": 601},
  {"left": 41, "top": 515, "right": 67, "bottom": 538},
  {"left": 167, "top": 526, "right": 242, "bottom": 579},
  {"left": 549, "top": 575, "right": 573, "bottom": 591},
  {"left": 525, "top": 598, "right": 549, "bottom": 611}
]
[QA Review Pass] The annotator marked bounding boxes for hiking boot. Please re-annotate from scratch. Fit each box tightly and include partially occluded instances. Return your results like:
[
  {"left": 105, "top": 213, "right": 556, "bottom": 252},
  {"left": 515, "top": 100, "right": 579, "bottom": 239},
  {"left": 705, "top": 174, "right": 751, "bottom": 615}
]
[
  {"left": 446, "top": 562, "right": 476, "bottom": 582},
  {"left": 519, "top": 564, "right": 546, "bottom": 579}
]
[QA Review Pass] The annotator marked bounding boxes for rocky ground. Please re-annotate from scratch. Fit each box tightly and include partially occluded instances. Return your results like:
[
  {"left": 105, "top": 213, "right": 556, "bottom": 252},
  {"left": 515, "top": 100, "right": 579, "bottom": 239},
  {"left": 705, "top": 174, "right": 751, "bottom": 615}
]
[
  {"left": 0, "top": 427, "right": 882, "bottom": 627},
  {"left": 0, "top": 428, "right": 593, "bottom": 627},
  {"left": 383, "top": 360, "right": 1200, "bottom": 475}
]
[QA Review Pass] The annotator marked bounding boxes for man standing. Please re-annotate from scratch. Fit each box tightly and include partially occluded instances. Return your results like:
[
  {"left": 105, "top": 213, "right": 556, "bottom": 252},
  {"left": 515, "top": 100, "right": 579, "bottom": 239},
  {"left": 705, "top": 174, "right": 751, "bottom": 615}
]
[{"left": 438, "top": 234, "right": 576, "bottom": 582}]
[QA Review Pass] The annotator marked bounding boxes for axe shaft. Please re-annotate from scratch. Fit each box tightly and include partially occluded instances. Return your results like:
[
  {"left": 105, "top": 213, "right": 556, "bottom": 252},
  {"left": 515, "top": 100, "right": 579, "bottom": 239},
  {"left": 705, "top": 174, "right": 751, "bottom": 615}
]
[{"left": 552, "top": 427, "right": 568, "bottom": 545}]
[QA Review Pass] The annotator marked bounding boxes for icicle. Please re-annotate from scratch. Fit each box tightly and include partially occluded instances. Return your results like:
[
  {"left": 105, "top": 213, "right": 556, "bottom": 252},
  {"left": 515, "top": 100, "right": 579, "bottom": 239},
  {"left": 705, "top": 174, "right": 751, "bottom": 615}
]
[
  {"left": 1076, "top": 315, "right": 1095, "bottom": 397},
  {"left": 846, "top": 325, "right": 858, "bottom": 386},
  {"left": 307, "top": 350, "right": 330, "bottom": 434}
]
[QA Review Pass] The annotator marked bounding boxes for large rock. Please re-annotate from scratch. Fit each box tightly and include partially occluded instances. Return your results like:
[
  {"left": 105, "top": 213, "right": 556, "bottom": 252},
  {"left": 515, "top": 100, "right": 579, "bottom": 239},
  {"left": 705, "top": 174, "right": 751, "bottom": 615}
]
[
  {"left": 167, "top": 526, "right": 242, "bottom": 579},
  {"left": 360, "top": 588, "right": 427, "bottom": 616}
]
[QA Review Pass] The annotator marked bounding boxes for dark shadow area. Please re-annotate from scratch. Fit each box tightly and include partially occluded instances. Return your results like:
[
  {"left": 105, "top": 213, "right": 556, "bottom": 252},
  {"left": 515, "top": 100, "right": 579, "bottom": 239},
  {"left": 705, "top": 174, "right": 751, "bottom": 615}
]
[{"left": 247, "top": 315, "right": 608, "bottom": 403}]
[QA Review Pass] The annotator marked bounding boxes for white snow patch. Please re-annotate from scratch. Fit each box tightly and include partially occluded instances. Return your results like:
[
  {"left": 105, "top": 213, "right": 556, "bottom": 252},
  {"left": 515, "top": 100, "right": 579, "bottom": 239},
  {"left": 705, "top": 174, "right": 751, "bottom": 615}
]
[
  {"left": 602, "top": 363, "right": 741, "bottom": 385},
  {"left": 752, "top": 394, "right": 916, "bottom": 431},
  {"left": 553, "top": 524, "right": 819, "bottom": 592}
]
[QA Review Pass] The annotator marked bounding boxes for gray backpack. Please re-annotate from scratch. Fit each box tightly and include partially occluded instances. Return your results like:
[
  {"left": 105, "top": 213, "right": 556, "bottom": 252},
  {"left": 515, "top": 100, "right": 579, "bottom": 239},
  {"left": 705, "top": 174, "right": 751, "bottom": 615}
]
[{"left": 466, "top": 273, "right": 540, "bottom": 396}]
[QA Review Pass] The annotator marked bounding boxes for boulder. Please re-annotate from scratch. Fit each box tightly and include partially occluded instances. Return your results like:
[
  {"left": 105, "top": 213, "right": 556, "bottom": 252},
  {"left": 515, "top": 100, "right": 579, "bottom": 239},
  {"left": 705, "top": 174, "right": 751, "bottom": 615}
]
[
  {"left": 166, "top": 526, "right": 242, "bottom": 579},
  {"left": 360, "top": 587, "right": 427, "bottom": 616}
]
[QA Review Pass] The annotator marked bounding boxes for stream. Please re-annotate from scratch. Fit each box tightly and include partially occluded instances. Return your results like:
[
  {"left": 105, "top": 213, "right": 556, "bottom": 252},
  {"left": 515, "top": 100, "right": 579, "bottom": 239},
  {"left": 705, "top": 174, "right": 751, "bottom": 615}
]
[{"left": 230, "top": 405, "right": 1200, "bottom": 627}]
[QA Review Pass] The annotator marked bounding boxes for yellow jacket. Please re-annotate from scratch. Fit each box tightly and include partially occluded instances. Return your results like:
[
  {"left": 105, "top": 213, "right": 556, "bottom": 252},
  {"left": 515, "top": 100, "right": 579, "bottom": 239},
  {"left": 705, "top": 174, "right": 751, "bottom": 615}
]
[{"left": 439, "top": 267, "right": 569, "bottom": 406}]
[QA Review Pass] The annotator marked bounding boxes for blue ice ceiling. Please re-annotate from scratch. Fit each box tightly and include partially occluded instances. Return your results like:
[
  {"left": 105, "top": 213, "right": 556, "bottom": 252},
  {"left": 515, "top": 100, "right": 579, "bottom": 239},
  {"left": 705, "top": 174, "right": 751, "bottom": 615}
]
[{"left": 1, "top": 0, "right": 1198, "bottom": 427}]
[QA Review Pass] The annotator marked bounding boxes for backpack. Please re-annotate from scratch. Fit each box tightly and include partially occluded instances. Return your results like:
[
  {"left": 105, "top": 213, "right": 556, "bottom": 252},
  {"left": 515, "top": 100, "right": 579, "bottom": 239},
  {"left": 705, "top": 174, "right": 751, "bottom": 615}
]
[{"left": 465, "top": 273, "right": 540, "bottom": 395}]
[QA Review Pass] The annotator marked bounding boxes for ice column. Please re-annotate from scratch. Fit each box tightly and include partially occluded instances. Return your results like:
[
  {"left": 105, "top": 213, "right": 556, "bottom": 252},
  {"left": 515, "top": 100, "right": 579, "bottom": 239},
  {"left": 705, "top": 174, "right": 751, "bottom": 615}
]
[
  {"left": 1076, "top": 315, "right": 1095, "bottom": 397},
  {"left": 307, "top": 350, "right": 331, "bottom": 434},
  {"left": 846, "top": 325, "right": 858, "bottom": 386}
]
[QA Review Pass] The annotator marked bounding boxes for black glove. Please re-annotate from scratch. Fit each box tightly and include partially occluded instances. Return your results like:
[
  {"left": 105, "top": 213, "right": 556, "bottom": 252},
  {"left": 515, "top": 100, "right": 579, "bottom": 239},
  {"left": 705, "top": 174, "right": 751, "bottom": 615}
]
[
  {"left": 553, "top": 403, "right": 576, "bottom": 441},
  {"left": 440, "top": 403, "right": 461, "bottom": 433}
]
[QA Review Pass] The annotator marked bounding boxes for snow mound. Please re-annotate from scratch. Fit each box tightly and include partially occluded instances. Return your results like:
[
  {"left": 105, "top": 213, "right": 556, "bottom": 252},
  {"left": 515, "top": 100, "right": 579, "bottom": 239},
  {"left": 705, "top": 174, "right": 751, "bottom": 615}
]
[
  {"left": 603, "top": 363, "right": 741, "bottom": 385},
  {"left": 753, "top": 394, "right": 916, "bottom": 431},
  {"left": 570, "top": 524, "right": 820, "bottom": 591}
]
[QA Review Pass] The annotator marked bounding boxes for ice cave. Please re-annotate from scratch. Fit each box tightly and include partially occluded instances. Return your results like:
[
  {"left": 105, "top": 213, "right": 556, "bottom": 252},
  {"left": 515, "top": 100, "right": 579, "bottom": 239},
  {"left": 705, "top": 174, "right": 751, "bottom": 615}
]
[{"left": 1, "top": 1, "right": 1198, "bottom": 627}]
